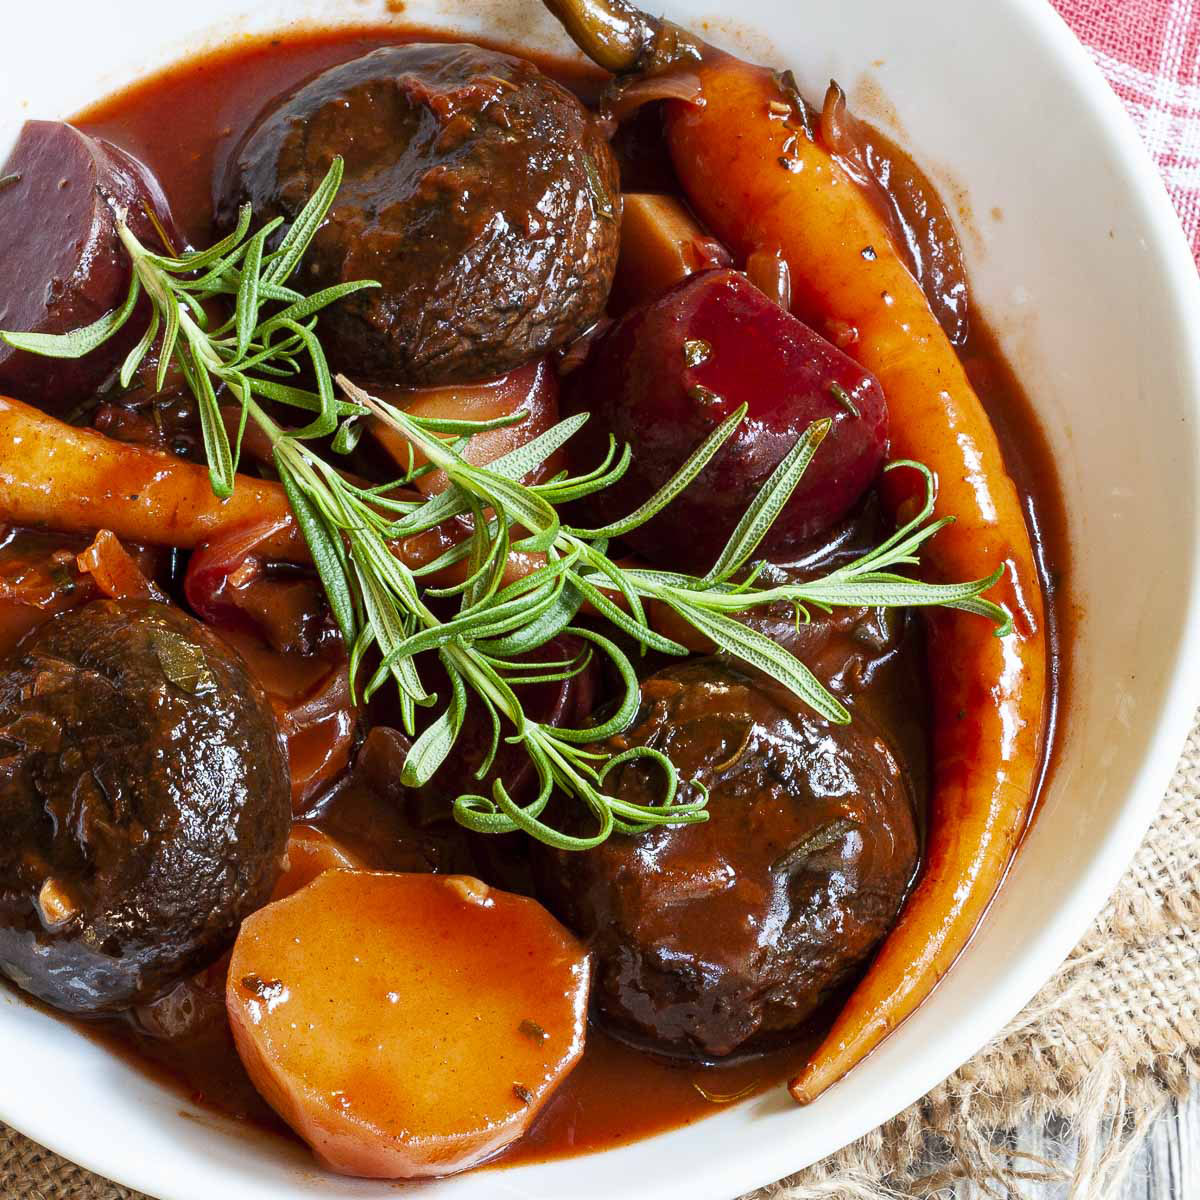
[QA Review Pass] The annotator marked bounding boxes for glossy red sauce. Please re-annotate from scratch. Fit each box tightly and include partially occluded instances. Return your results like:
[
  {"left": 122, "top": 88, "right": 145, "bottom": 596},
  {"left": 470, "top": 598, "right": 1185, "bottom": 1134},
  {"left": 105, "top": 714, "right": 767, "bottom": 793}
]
[
  {"left": 0, "top": 22, "right": 1070, "bottom": 1172},
  {"left": 77, "top": 30, "right": 606, "bottom": 248}
]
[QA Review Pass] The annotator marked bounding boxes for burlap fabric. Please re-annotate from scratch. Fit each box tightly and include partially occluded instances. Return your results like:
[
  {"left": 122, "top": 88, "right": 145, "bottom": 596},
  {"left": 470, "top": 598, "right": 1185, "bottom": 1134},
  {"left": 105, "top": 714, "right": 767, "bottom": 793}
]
[{"left": 3, "top": 715, "right": 1199, "bottom": 1200}]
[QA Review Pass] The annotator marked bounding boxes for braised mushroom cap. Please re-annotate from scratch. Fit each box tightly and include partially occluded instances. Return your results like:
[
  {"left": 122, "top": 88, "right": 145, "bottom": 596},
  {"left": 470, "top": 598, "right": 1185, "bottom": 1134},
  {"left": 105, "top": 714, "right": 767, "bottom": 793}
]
[
  {"left": 220, "top": 43, "right": 621, "bottom": 385},
  {"left": 538, "top": 658, "right": 919, "bottom": 1060},
  {"left": 0, "top": 600, "right": 291, "bottom": 1015}
]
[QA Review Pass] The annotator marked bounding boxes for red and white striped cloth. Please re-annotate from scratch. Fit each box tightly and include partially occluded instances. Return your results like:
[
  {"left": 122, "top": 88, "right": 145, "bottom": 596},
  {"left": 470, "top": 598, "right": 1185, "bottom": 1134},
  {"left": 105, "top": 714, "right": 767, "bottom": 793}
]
[{"left": 1052, "top": 0, "right": 1200, "bottom": 260}]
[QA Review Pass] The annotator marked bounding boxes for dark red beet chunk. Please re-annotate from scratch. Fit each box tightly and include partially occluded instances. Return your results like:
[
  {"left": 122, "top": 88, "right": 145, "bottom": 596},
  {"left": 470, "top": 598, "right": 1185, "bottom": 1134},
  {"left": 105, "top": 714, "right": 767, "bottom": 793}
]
[
  {"left": 0, "top": 121, "right": 177, "bottom": 414},
  {"left": 564, "top": 269, "right": 888, "bottom": 573}
]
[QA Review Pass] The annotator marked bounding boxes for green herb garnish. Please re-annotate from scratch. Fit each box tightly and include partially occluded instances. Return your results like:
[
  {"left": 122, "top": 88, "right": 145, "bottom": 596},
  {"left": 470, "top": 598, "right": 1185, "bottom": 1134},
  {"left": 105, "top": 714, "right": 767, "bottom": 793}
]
[
  {"left": 0, "top": 159, "right": 375, "bottom": 500},
  {"left": 0, "top": 160, "right": 1011, "bottom": 850},
  {"left": 151, "top": 628, "right": 216, "bottom": 695}
]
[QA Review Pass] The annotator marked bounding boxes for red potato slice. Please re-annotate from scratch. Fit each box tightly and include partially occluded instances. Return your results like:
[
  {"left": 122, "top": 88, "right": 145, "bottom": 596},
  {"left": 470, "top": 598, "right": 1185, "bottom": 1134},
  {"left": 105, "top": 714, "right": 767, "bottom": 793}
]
[
  {"left": 227, "top": 870, "right": 591, "bottom": 1178},
  {"left": 563, "top": 269, "right": 888, "bottom": 572}
]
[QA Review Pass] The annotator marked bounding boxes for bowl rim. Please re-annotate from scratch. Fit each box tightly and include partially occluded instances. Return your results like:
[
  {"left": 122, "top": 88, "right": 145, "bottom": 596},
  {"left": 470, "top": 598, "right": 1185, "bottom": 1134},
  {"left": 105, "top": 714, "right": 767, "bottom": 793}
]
[{"left": 3, "top": 1, "right": 1200, "bottom": 1197}]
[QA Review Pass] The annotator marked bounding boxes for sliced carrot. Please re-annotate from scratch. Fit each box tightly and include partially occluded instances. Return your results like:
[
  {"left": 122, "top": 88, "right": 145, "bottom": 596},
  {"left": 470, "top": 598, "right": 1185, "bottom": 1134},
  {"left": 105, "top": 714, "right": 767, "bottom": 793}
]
[
  {"left": 227, "top": 871, "right": 591, "bottom": 1178},
  {"left": 662, "top": 53, "right": 1048, "bottom": 1102}
]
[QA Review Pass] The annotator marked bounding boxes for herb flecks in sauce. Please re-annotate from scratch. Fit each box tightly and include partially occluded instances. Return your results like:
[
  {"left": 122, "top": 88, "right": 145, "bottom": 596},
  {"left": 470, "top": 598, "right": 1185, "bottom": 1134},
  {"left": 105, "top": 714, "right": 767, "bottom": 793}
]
[{"left": 829, "top": 382, "right": 860, "bottom": 418}]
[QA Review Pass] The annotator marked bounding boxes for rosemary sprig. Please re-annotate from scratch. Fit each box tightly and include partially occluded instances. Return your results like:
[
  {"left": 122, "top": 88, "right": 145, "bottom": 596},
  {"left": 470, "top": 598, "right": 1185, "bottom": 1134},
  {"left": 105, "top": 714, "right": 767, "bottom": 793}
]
[
  {"left": 0, "top": 164, "right": 1012, "bottom": 850},
  {"left": 0, "top": 158, "right": 376, "bottom": 499},
  {"left": 333, "top": 378, "right": 1008, "bottom": 848}
]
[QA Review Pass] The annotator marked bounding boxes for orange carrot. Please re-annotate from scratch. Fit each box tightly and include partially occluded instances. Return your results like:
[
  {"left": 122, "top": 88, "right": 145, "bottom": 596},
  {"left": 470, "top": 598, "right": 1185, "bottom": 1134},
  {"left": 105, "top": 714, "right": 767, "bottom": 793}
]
[
  {"left": 0, "top": 395, "right": 538, "bottom": 588},
  {"left": 0, "top": 394, "right": 305, "bottom": 561},
  {"left": 663, "top": 54, "right": 1048, "bottom": 1102},
  {"left": 227, "top": 871, "right": 590, "bottom": 1178}
]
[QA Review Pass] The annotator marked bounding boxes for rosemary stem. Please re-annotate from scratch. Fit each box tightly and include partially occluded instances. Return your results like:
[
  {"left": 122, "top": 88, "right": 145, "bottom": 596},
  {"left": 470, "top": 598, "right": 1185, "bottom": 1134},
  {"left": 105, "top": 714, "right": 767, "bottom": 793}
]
[{"left": 245, "top": 397, "right": 285, "bottom": 445}]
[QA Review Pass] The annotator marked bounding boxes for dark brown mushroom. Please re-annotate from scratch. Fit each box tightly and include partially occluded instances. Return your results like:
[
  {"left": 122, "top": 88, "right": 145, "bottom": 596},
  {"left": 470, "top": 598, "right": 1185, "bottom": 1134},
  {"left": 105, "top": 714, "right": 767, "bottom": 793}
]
[
  {"left": 0, "top": 600, "right": 291, "bottom": 1015},
  {"left": 537, "top": 658, "right": 919, "bottom": 1059},
  {"left": 219, "top": 43, "right": 621, "bottom": 385}
]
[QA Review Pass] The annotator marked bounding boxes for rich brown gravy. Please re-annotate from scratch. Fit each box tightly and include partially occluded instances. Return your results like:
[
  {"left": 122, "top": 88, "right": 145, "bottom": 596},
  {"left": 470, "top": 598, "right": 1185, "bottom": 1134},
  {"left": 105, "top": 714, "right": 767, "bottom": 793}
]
[{"left": 1, "top": 22, "right": 1069, "bottom": 1171}]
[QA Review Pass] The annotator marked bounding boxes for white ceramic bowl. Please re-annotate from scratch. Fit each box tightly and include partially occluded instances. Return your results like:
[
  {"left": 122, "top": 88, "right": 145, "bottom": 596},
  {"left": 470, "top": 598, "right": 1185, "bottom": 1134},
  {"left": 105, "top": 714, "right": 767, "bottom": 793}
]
[{"left": 3, "top": 1, "right": 1199, "bottom": 1197}]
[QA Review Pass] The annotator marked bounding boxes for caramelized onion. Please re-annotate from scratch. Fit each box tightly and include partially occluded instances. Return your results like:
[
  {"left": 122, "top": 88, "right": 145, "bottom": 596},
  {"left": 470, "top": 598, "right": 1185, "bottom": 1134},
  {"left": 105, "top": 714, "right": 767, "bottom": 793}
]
[
  {"left": 367, "top": 360, "right": 561, "bottom": 494},
  {"left": 745, "top": 248, "right": 793, "bottom": 310},
  {"left": 818, "top": 80, "right": 852, "bottom": 157},
  {"left": 816, "top": 81, "right": 970, "bottom": 345},
  {"left": 76, "top": 530, "right": 164, "bottom": 602},
  {"left": 602, "top": 68, "right": 704, "bottom": 125},
  {"left": 275, "top": 666, "right": 358, "bottom": 810},
  {"left": 278, "top": 662, "right": 353, "bottom": 734},
  {"left": 556, "top": 318, "right": 613, "bottom": 376}
]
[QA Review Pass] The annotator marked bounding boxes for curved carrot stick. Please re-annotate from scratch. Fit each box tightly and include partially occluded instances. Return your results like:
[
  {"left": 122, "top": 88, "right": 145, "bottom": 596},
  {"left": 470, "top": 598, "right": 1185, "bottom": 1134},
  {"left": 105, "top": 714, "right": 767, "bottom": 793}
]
[
  {"left": 0, "top": 394, "right": 307, "bottom": 559},
  {"left": 663, "top": 55, "right": 1047, "bottom": 1102},
  {"left": 0, "top": 394, "right": 540, "bottom": 589}
]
